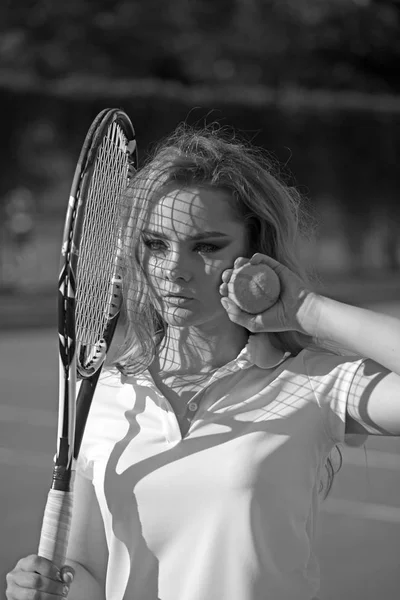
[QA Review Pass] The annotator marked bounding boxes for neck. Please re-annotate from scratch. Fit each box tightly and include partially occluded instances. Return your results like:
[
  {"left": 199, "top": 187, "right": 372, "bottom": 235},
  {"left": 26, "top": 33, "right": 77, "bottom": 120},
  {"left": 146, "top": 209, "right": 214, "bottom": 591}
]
[{"left": 153, "top": 321, "right": 249, "bottom": 375}]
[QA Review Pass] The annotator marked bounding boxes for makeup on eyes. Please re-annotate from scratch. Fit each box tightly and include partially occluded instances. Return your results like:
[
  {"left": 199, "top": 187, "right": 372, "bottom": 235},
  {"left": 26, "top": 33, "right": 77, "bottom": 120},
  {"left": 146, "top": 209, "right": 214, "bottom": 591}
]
[
  {"left": 143, "top": 238, "right": 224, "bottom": 254},
  {"left": 141, "top": 230, "right": 233, "bottom": 254},
  {"left": 141, "top": 229, "right": 230, "bottom": 242}
]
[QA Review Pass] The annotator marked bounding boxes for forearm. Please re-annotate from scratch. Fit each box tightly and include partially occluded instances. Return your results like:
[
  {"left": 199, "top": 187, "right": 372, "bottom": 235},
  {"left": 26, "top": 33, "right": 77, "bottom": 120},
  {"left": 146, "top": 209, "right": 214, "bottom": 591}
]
[
  {"left": 67, "top": 559, "right": 105, "bottom": 600},
  {"left": 301, "top": 293, "right": 400, "bottom": 375}
]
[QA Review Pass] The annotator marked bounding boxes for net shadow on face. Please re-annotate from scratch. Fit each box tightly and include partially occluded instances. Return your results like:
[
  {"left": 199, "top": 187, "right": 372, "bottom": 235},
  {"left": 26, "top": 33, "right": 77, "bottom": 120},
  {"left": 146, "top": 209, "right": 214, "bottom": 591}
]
[{"left": 116, "top": 183, "right": 250, "bottom": 374}]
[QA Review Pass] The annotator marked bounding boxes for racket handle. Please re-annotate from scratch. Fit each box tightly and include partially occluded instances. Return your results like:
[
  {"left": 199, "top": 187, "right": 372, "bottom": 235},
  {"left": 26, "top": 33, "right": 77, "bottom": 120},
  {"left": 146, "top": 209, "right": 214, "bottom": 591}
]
[{"left": 38, "top": 489, "right": 73, "bottom": 567}]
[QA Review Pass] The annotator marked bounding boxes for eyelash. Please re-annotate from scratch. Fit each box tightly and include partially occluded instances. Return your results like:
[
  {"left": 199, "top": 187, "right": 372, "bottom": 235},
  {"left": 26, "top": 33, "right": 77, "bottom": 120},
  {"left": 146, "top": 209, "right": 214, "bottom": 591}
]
[{"left": 143, "top": 239, "right": 221, "bottom": 254}]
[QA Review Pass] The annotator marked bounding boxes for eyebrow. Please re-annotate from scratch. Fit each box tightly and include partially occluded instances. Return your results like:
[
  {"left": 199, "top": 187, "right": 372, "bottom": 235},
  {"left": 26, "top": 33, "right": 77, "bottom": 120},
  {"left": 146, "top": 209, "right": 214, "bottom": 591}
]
[{"left": 141, "top": 229, "right": 230, "bottom": 241}]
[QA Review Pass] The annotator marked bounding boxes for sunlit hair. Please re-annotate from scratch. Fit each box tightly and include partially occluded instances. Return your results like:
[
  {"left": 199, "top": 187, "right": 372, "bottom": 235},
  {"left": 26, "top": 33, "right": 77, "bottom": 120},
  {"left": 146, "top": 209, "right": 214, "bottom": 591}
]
[
  {"left": 116, "top": 123, "right": 317, "bottom": 372},
  {"left": 113, "top": 123, "right": 339, "bottom": 496}
]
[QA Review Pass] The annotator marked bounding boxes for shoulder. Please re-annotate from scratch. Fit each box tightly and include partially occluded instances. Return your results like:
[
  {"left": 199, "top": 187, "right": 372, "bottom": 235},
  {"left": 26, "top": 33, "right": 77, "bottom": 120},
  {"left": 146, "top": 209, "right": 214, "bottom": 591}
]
[
  {"left": 293, "top": 348, "right": 366, "bottom": 444},
  {"left": 285, "top": 347, "right": 365, "bottom": 417},
  {"left": 77, "top": 368, "right": 143, "bottom": 475},
  {"left": 91, "top": 368, "right": 147, "bottom": 412},
  {"left": 82, "top": 368, "right": 145, "bottom": 439},
  {"left": 95, "top": 367, "right": 146, "bottom": 395},
  {"left": 96, "top": 369, "right": 123, "bottom": 394},
  {"left": 296, "top": 347, "right": 364, "bottom": 380}
]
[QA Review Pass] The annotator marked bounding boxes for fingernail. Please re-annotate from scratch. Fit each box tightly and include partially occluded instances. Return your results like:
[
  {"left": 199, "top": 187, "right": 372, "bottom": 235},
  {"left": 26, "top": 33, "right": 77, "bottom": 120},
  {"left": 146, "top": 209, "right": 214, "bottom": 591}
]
[
  {"left": 221, "top": 298, "right": 232, "bottom": 310},
  {"left": 62, "top": 571, "right": 74, "bottom": 585},
  {"left": 63, "top": 584, "right": 69, "bottom": 596}
]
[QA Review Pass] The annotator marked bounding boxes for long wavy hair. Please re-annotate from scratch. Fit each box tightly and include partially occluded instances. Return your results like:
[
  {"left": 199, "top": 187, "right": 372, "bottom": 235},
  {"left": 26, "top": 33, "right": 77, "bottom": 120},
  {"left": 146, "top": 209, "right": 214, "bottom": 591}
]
[{"left": 113, "top": 123, "right": 340, "bottom": 497}]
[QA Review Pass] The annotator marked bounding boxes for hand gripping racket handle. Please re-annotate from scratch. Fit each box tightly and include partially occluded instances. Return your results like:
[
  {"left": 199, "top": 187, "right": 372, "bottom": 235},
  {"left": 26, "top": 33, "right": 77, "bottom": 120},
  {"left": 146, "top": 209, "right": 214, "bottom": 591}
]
[{"left": 38, "top": 488, "right": 73, "bottom": 567}]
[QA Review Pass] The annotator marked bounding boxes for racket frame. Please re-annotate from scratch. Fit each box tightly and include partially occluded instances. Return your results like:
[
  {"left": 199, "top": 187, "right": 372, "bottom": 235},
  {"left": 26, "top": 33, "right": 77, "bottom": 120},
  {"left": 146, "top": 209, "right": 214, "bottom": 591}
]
[{"left": 38, "top": 108, "right": 137, "bottom": 566}]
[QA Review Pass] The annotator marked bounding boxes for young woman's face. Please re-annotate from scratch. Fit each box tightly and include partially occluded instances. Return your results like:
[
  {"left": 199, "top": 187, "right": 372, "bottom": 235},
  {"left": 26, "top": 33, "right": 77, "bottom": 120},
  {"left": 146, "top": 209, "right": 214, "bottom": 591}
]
[{"left": 142, "top": 185, "right": 248, "bottom": 328}]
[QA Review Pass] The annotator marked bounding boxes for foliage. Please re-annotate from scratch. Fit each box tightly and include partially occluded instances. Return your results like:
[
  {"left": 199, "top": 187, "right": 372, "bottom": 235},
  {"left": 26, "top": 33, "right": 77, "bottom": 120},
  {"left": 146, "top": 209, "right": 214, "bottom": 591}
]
[{"left": 0, "top": 0, "right": 399, "bottom": 92}]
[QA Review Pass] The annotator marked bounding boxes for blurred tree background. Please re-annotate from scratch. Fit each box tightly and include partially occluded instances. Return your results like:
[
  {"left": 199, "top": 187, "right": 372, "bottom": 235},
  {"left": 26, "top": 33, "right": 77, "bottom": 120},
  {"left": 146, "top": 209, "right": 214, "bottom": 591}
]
[
  {"left": 0, "top": 0, "right": 399, "bottom": 306},
  {"left": 1, "top": 0, "right": 399, "bottom": 90}
]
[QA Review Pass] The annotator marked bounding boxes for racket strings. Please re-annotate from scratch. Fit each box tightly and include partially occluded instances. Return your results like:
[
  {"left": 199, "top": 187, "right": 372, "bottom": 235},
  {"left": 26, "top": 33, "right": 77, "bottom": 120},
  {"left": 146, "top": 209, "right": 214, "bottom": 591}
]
[{"left": 76, "top": 121, "right": 130, "bottom": 349}]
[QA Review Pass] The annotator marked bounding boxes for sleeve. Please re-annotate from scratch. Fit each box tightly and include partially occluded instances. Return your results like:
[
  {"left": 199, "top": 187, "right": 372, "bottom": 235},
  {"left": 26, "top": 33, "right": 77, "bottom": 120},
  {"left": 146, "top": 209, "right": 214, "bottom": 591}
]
[{"left": 302, "top": 349, "right": 366, "bottom": 445}]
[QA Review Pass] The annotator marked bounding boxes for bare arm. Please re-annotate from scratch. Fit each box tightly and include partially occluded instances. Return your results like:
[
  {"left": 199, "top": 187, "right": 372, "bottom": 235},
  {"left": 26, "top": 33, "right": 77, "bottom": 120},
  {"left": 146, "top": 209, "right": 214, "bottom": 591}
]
[
  {"left": 220, "top": 254, "right": 400, "bottom": 437},
  {"left": 304, "top": 295, "right": 400, "bottom": 376}
]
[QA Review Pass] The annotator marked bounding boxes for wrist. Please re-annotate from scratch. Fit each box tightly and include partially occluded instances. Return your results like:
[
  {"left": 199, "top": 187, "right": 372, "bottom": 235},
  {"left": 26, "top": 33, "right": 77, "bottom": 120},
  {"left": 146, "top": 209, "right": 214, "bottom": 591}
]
[{"left": 295, "top": 291, "right": 324, "bottom": 338}]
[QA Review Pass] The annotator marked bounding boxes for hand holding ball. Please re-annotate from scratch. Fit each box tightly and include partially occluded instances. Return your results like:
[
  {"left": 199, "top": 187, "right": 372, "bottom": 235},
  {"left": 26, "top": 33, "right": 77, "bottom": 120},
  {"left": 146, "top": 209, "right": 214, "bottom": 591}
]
[{"left": 228, "top": 263, "right": 281, "bottom": 314}]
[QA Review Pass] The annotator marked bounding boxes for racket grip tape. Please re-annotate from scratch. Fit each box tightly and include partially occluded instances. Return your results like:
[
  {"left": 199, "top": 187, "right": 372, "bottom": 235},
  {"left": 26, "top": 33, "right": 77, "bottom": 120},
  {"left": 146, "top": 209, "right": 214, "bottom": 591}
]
[{"left": 38, "top": 489, "right": 73, "bottom": 567}]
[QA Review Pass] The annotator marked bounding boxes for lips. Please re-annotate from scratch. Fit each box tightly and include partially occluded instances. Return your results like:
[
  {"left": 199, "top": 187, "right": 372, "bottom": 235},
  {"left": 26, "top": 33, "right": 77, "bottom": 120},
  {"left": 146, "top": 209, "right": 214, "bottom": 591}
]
[{"left": 161, "top": 292, "right": 194, "bottom": 306}]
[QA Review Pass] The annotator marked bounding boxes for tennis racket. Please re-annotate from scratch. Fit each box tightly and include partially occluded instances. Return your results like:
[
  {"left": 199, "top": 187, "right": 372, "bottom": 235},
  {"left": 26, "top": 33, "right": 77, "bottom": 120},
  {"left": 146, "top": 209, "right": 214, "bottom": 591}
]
[{"left": 38, "top": 108, "right": 138, "bottom": 567}]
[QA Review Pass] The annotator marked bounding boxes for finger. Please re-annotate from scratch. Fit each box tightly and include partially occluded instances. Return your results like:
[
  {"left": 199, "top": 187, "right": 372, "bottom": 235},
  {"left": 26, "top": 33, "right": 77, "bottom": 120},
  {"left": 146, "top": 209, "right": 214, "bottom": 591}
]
[
  {"left": 219, "top": 282, "right": 228, "bottom": 296},
  {"left": 6, "top": 580, "right": 65, "bottom": 600},
  {"left": 221, "top": 296, "right": 288, "bottom": 334},
  {"left": 220, "top": 297, "right": 257, "bottom": 328},
  {"left": 8, "top": 570, "right": 68, "bottom": 597},
  {"left": 221, "top": 268, "right": 233, "bottom": 283},
  {"left": 249, "top": 252, "right": 279, "bottom": 266},
  {"left": 233, "top": 256, "right": 249, "bottom": 269},
  {"left": 16, "top": 555, "right": 61, "bottom": 581},
  {"left": 60, "top": 566, "right": 75, "bottom": 586}
]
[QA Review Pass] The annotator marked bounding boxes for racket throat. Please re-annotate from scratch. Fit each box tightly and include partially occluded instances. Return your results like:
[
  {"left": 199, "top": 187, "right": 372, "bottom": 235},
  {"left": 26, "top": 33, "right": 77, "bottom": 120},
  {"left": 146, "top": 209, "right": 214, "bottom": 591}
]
[
  {"left": 50, "top": 461, "right": 74, "bottom": 492},
  {"left": 78, "top": 340, "right": 107, "bottom": 377}
]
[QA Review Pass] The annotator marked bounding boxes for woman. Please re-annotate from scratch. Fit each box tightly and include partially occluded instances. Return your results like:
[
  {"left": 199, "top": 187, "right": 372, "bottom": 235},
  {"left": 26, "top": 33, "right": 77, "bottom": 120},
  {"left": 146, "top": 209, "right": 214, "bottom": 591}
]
[{"left": 6, "top": 125, "right": 400, "bottom": 600}]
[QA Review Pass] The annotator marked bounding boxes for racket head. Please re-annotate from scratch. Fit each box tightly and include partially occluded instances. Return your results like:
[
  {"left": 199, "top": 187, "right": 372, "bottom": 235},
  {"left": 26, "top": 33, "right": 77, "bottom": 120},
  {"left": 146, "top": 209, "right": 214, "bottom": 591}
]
[
  {"left": 39, "top": 109, "right": 137, "bottom": 567},
  {"left": 59, "top": 109, "right": 137, "bottom": 383}
]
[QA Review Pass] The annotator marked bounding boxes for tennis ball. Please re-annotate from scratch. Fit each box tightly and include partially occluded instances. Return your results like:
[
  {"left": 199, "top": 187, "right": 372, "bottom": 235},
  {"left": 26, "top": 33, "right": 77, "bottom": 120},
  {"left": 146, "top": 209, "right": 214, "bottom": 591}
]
[{"left": 228, "top": 263, "right": 281, "bottom": 314}]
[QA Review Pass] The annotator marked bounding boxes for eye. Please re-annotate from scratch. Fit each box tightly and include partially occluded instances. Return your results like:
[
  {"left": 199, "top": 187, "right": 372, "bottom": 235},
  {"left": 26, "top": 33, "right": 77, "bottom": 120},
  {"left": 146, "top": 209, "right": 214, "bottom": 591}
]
[
  {"left": 143, "top": 238, "right": 167, "bottom": 252},
  {"left": 194, "top": 243, "right": 221, "bottom": 254}
]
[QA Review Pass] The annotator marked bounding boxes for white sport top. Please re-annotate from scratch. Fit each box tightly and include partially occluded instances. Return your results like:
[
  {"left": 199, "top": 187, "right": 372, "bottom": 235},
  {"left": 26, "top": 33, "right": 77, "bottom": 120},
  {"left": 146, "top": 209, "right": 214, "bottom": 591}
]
[{"left": 77, "top": 334, "right": 367, "bottom": 600}]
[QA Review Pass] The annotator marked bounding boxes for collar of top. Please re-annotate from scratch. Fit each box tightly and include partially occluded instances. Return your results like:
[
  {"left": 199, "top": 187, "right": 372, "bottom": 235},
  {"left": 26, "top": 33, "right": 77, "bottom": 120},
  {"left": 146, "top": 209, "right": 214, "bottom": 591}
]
[{"left": 236, "top": 333, "right": 291, "bottom": 370}]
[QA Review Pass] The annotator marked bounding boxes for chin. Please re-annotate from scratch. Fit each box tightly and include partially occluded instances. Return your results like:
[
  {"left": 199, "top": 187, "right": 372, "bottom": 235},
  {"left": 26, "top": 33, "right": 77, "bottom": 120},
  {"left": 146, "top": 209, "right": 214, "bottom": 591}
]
[
  {"left": 163, "top": 305, "right": 229, "bottom": 329},
  {"left": 162, "top": 307, "right": 200, "bottom": 327}
]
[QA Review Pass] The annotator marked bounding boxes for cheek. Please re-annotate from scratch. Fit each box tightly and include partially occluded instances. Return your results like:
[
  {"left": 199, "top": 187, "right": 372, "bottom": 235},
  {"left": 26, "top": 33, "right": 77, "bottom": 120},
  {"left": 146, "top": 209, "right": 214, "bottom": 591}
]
[
  {"left": 202, "top": 259, "right": 229, "bottom": 287},
  {"left": 143, "top": 250, "right": 165, "bottom": 273},
  {"left": 202, "top": 256, "right": 223, "bottom": 272},
  {"left": 141, "top": 255, "right": 165, "bottom": 293},
  {"left": 146, "top": 256, "right": 160, "bottom": 274}
]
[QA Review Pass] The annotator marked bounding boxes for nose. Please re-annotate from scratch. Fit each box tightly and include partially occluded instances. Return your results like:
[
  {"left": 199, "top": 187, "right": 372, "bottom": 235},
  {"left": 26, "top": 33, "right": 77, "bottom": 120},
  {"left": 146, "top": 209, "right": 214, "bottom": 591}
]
[
  {"left": 167, "top": 267, "right": 189, "bottom": 282},
  {"left": 162, "top": 251, "right": 191, "bottom": 283}
]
